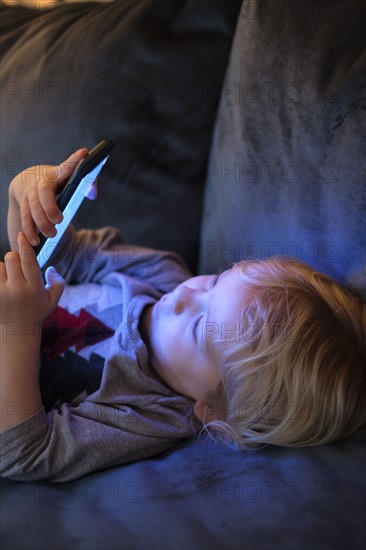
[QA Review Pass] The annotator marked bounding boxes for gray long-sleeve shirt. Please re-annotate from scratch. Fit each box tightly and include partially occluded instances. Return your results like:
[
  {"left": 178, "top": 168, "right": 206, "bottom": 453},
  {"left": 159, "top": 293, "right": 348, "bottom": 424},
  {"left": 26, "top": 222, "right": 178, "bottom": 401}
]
[{"left": 0, "top": 226, "right": 200, "bottom": 482}]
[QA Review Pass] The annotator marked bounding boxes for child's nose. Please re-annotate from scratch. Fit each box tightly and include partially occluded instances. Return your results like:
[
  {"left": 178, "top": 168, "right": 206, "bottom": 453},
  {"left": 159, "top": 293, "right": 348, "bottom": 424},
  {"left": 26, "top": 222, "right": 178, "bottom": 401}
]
[{"left": 173, "top": 285, "right": 201, "bottom": 314}]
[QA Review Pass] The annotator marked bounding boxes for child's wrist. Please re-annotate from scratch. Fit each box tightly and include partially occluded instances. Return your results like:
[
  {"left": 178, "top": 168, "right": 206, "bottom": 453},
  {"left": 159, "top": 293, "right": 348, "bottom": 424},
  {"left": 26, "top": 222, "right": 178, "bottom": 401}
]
[
  {"left": 0, "top": 336, "right": 42, "bottom": 433},
  {"left": 1, "top": 322, "right": 43, "bottom": 348}
]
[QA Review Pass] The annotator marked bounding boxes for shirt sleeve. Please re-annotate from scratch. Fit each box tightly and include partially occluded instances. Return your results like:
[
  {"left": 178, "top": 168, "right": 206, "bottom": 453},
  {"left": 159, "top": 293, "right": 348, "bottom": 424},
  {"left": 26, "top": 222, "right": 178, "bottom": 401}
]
[
  {"left": 0, "top": 227, "right": 197, "bottom": 482},
  {"left": 48, "top": 226, "right": 193, "bottom": 293},
  {"left": 0, "top": 397, "right": 197, "bottom": 483}
]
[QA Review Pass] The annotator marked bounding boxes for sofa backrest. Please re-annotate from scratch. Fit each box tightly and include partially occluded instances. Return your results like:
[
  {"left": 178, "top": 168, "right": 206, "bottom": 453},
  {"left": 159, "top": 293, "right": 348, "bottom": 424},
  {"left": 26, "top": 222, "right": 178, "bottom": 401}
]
[
  {"left": 0, "top": 0, "right": 243, "bottom": 270},
  {"left": 199, "top": 0, "right": 366, "bottom": 300}
]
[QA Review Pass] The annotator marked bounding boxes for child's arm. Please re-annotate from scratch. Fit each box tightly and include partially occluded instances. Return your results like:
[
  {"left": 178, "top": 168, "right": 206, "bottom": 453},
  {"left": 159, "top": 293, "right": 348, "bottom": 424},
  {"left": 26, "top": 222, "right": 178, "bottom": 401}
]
[
  {"left": 0, "top": 233, "right": 64, "bottom": 433},
  {"left": 2, "top": 148, "right": 89, "bottom": 434},
  {"left": 52, "top": 226, "right": 193, "bottom": 292}
]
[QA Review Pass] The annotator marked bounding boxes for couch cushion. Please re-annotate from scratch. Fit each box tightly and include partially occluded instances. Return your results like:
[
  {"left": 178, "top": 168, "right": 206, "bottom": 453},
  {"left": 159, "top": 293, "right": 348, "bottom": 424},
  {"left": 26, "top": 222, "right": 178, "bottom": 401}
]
[
  {"left": 0, "top": 0, "right": 242, "bottom": 270},
  {"left": 199, "top": 0, "right": 366, "bottom": 298}
]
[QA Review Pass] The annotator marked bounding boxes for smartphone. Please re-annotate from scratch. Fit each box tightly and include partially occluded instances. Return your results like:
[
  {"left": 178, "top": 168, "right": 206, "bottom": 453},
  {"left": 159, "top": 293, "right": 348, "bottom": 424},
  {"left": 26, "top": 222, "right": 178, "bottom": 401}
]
[{"left": 35, "top": 139, "right": 115, "bottom": 269}]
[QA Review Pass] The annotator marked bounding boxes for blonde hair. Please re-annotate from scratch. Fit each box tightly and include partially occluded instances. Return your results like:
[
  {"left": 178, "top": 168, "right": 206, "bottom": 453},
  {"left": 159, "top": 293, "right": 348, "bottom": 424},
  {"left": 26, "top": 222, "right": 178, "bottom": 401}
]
[{"left": 202, "top": 258, "right": 366, "bottom": 448}]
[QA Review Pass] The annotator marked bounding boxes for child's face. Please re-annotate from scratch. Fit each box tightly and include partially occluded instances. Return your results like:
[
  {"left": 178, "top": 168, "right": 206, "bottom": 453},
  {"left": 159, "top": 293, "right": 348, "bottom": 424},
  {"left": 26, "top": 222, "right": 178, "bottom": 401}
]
[{"left": 144, "top": 267, "right": 250, "bottom": 418}]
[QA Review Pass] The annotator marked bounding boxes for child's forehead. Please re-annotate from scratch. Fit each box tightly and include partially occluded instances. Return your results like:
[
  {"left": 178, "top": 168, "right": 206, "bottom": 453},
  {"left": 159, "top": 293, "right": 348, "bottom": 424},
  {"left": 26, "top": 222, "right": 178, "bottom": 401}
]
[
  {"left": 216, "top": 264, "right": 241, "bottom": 285},
  {"left": 209, "top": 268, "right": 251, "bottom": 315}
]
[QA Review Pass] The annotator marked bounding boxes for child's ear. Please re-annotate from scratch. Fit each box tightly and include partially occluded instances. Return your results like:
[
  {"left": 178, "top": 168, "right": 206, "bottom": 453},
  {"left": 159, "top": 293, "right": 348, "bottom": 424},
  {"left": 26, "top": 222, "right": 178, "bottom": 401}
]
[
  {"left": 193, "top": 390, "right": 225, "bottom": 423},
  {"left": 193, "top": 399, "right": 218, "bottom": 423},
  {"left": 193, "top": 400, "right": 205, "bottom": 422}
]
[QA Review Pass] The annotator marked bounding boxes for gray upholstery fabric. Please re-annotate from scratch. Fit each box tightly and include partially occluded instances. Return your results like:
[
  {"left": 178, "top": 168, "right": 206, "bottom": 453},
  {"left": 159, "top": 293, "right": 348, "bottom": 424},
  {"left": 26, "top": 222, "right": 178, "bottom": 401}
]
[
  {"left": 0, "top": 0, "right": 242, "bottom": 270},
  {"left": 199, "top": 0, "right": 366, "bottom": 299},
  {"left": 1, "top": 2, "right": 365, "bottom": 549},
  {"left": 1, "top": 431, "right": 366, "bottom": 550}
]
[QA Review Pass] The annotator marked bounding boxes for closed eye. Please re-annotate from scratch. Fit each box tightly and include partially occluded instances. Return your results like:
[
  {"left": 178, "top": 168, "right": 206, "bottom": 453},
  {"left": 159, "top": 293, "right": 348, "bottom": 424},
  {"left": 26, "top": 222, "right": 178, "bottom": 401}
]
[
  {"left": 191, "top": 315, "right": 203, "bottom": 344},
  {"left": 210, "top": 273, "right": 220, "bottom": 288},
  {"left": 190, "top": 273, "right": 221, "bottom": 343}
]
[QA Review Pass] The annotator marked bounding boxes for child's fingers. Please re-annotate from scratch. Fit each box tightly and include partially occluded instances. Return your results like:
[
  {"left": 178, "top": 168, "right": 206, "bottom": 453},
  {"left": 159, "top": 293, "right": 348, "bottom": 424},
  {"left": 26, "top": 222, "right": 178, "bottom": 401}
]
[
  {"left": 26, "top": 187, "right": 57, "bottom": 239},
  {"left": 85, "top": 179, "right": 98, "bottom": 200},
  {"left": 38, "top": 181, "right": 63, "bottom": 225},
  {"left": 45, "top": 266, "right": 65, "bottom": 307},
  {"left": 20, "top": 198, "right": 40, "bottom": 246},
  {"left": 34, "top": 149, "right": 88, "bottom": 234},
  {"left": 39, "top": 149, "right": 89, "bottom": 225},
  {"left": 3, "top": 251, "right": 25, "bottom": 284},
  {"left": 17, "top": 232, "right": 44, "bottom": 285},
  {"left": 0, "top": 261, "right": 7, "bottom": 284},
  {"left": 55, "top": 148, "right": 88, "bottom": 185}
]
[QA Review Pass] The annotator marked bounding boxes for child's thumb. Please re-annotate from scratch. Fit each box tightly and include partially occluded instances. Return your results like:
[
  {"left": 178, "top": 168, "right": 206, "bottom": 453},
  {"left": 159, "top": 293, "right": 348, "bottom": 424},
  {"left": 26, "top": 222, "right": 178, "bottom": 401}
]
[
  {"left": 56, "top": 148, "right": 88, "bottom": 182},
  {"left": 45, "top": 266, "right": 65, "bottom": 306}
]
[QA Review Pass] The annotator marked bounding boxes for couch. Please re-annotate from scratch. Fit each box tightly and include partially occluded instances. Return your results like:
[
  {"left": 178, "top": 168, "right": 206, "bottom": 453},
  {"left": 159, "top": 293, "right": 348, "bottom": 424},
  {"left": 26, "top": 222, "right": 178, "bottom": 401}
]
[{"left": 1, "top": 1, "right": 365, "bottom": 549}]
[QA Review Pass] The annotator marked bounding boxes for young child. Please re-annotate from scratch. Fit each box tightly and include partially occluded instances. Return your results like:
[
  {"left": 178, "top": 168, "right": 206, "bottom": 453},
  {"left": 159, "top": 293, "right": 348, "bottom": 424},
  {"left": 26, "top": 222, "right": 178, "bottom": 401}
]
[{"left": 1, "top": 149, "right": 365, "bottom": 483}]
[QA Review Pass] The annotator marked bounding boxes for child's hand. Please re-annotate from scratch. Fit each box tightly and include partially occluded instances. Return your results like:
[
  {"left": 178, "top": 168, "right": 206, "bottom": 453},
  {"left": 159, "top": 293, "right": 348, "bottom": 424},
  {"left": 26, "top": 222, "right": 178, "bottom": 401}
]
[
  {"left": 8, "top": 148, "right": 89, "bottom": 247},
  {"left": 0, "top": 232, "right": 65, "bottom": 326}
]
